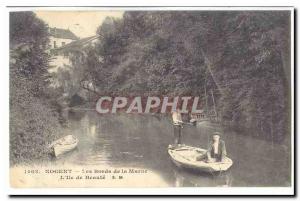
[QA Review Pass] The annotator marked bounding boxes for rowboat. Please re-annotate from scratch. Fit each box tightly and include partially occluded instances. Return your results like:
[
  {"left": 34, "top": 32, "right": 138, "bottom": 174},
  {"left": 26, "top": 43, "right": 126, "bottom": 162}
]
[
  {"left": 168, "top": 145, "right": 233, "bottom": 173},
  {"left": 49, "top": 135, "right": 79, "bottom": 157}
]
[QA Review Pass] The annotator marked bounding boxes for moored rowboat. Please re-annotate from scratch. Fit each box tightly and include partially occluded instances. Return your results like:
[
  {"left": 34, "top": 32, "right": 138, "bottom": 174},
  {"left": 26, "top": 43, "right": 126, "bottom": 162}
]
[
  {"left": 49, "top": 135, "right": 79, "bottom": 157},
  {"left": 168, "top": 145, "right": 233, "bottom": 173}
]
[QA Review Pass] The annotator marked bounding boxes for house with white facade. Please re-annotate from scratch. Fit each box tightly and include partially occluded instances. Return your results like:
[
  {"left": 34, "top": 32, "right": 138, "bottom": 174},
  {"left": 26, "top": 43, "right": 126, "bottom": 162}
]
[
  {"left": 49, "top": 33, "right": 101, "bottom": 91},
  {"left": 49, "top": 27, "right": 78, "bottom": 49},
  {"left": 49, "top": 27, "right": 79, "bottom": 71}
]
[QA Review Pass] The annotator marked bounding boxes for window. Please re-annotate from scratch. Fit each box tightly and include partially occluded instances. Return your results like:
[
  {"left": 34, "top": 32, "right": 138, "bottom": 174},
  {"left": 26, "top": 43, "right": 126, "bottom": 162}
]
[
  {"left": 53, "top": 41, "right": 57, "bottom": 48},
  {"left": 62, "top": 42, "right": 66, "bottom": 46}
]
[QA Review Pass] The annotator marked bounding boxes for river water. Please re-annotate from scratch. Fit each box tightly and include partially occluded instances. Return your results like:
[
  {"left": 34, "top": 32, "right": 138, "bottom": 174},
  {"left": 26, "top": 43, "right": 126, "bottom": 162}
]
[{"left": 58, "top": 110, "right": 291, "bottom": 187}]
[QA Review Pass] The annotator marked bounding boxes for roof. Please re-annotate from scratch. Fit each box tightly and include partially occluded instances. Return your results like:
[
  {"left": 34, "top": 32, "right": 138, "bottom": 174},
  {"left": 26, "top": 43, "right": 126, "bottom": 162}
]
[
  {"left": 54, "top": 35, "right": 100, "bottom": 52},
  {"left": 49, "top": 27, "right": 79, "bottom": 40}
]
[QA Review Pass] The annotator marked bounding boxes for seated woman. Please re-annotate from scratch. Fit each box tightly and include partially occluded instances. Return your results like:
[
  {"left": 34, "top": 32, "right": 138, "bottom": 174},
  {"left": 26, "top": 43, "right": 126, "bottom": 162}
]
[{"left": 196, "top": 132, "right": 227, "bottom": 163}]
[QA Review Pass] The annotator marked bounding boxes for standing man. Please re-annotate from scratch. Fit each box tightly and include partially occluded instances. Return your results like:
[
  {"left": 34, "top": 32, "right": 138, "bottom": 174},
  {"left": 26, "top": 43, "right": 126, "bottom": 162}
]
[{"left": 172, "top": 109, "right": 184, "bottom": 145}]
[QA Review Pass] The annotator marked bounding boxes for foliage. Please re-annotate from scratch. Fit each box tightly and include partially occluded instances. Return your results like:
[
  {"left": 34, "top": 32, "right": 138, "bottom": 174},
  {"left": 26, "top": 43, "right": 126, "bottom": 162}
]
[
  {"left": 10, "top": 12, "right": 61, "bottom": 165},
  {"left": 76, "top": 11, "right": 290, "bottom": 142}
]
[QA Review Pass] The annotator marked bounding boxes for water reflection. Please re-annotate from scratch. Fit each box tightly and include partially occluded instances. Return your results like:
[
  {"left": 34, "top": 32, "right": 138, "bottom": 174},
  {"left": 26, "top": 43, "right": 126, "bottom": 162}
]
[
  {"left": 173, "top": 168, "right": 233, "bottom": 187},
  {"left": 59, "top": 111, "right": 290, "bottom": 187}
]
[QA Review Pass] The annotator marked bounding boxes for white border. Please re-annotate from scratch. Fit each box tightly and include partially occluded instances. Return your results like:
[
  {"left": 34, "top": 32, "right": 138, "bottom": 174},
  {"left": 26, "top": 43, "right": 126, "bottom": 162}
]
[
  {"left": 4, "top": 6, "right": 294, "bottom": 196},
  {"left": 6, "top": 6, "right": 296, "bottom": 11}
]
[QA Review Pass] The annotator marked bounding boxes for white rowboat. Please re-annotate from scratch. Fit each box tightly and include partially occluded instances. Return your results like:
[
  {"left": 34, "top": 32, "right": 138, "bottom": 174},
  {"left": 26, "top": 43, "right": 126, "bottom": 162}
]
[
  {"left": 49, "top": 135, "right": 79, "bottom": 157},
  {"left": 168, "top": 145, "right": 233, "bottom": 173}
]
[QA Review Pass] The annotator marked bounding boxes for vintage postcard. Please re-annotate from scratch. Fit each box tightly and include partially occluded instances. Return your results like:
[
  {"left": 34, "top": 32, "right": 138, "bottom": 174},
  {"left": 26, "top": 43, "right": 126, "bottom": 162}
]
[{"left": 8, "top": 7, "right": 294, "bottom": 195}]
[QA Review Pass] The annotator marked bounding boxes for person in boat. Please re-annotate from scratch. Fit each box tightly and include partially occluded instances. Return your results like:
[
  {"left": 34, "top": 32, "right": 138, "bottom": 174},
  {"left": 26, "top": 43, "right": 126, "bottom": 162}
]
[
  {"left": 206, "top": 132, "right": 227, "bottom": 163},
  {"left": 172, "top": 109, "right": 184, "bottom": 145},
  {"left": 196, "top": 132, "right": 227, "bottom": 162}
]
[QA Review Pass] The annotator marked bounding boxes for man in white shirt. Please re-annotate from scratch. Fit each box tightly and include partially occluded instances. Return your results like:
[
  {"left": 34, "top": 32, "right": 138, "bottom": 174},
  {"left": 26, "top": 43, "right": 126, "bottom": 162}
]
[{"left": 172, "top": 109, "right": 183, "bottom": 145}]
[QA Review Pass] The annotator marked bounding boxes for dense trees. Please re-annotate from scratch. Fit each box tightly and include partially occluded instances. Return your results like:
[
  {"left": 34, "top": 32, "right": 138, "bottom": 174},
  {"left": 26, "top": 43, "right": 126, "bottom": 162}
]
[
  {"left": 77, "top": 11, "right": 290, "bottom": 142},
  {"left": 10, "top": 12, "right": 61, "bottom": 164},
  {"left": 9, "top": 10, "right": 290, "bottom": 165}
]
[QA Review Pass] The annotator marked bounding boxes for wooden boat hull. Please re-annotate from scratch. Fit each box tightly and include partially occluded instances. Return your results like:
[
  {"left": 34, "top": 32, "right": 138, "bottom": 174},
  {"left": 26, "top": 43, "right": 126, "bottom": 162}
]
[
  {"left": 50, "top": 135, "right": 79, "bottom": 157},
  {"left": 168, "top": 145, "right": 233, "bottom": 173}
]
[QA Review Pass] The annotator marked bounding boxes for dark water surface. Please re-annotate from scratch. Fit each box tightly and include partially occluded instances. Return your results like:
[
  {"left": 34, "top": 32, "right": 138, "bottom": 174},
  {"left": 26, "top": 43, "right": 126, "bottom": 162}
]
[{"left": 59, "top": 111, "right": 291, "bottom": 187}]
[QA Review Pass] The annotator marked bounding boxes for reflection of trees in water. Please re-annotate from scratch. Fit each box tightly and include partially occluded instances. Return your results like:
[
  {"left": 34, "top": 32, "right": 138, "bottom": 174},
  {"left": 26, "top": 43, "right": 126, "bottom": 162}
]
[
  {"left": 72, "top": 112, "right": 174, "bottom": 167},
  {"left": 65, "top": 111, "right": 290, "bottom": 187},
  {"left": 173, "top": 168, "right": 233, "bottom": 187}
]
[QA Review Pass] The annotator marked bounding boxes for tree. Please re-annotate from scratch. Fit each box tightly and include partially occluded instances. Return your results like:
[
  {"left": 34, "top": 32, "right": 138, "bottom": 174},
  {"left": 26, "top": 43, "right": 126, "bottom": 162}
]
[
  {"left": 77, "top": 11, "right": 290, "bottom": 142},
  {"left": 10, "top": 12, "right": 61, "bottom": 165}
]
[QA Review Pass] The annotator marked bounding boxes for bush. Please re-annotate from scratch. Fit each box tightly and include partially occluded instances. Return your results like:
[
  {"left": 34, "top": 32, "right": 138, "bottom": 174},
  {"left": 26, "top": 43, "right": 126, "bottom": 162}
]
[{"left": 10, "top": 11, "right": 62, "bottom": 165}]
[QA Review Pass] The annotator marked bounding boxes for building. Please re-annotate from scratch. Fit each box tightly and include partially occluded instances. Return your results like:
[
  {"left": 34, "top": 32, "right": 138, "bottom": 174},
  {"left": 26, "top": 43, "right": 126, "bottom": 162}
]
[
  {"left": 48, "top": 27, "right": 79, "bottom": 71},
  {"left": 49, "top": 35, "right": 100, "bottom": 71},
  {"left": 53, "top": 35, "right": 100, "bottom": 55},
  {"left": 49, "top": 34, "right": 101, "bottom": 92},
  {"left": 49, "top": 27, "right": 79, "bottom": 49}
]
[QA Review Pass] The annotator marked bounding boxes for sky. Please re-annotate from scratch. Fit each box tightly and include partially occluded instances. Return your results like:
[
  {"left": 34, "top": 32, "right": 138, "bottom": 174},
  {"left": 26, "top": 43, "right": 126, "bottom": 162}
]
[{"left": 35, "top": 11, "right": 124, "bottom": 38}]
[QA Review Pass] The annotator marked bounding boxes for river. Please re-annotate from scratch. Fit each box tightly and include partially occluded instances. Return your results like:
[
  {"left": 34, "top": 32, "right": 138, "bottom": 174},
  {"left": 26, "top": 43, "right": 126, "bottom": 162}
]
[{"left": 57, "top": 110, "right": 291, "bottom": 187}]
